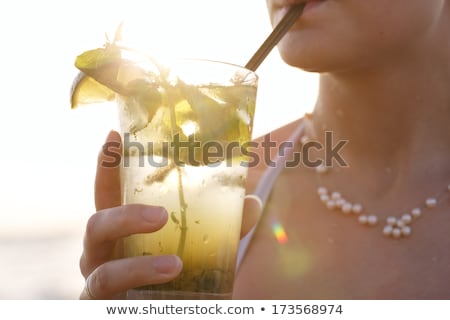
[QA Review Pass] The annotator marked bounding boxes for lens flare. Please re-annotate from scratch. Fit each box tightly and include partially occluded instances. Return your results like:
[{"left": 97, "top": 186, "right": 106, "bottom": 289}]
[{"left": 272, "top": 222, "right": 288, "bottom": 244}]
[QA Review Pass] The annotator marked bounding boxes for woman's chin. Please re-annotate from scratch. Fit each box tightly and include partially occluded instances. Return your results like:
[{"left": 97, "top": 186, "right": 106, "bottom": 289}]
[
  {"left": 276, "top": 35, "right": 363, "bottom": 74},
  {"left": 275, "top": 32, "right": 325, "bottom": 71},
  {"left": 277, "top": 44, "right": 324, "bottom": 73}
]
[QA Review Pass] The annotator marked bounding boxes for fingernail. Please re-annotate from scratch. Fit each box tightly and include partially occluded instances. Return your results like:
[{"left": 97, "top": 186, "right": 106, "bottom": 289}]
[
  {"left": 105, "top": 130, "right": 114, "bottom": 142},
  {"left": 153, "top": 256, "right": 182, "bottom": 274},
  {"left": 100, "top": 131, "right": 121, "bottom": 158},
  {"left": 141, "top": 207, "right": 167, "bottom": 224},
  {"left": 105, "top": 130, "right": 120, "bottom": 142}
]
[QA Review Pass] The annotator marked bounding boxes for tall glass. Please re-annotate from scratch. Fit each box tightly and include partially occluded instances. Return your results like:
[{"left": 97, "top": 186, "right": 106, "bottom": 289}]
[{"left": 116, "top": 57, "right": 258, "bottom": 299}]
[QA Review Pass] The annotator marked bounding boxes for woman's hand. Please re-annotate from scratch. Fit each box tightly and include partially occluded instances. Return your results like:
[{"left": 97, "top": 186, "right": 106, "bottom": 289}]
[
  {"left": 79, "top": 131, "right": 182, "bottom": 299},
  {"left": 78, "top": 130, "right": 261, "bottom": 299}
]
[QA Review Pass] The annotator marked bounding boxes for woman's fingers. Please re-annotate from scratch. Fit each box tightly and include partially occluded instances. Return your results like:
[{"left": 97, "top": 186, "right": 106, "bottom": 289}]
[
  {"left": 80, "top": 204, "right": 168, "bottom": 277},
  {"left": 80, "top": 255, "right": 182, "bottom": 300},
  {"left": 95, "top": 130, "right": 122, "bottom": 211},
  {"left": 82, "top": 130, "right": 259, "bottom": 300},
  {"left": 80, "top": 130, "right": 183, "bottom": 300},
  {"left": 93, "top": 129, "right": 261, "bottom": 240}
]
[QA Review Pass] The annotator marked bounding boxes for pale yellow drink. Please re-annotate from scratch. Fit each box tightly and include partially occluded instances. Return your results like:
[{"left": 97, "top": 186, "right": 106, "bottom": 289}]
[{"left": 117, "top": 60, "right": 257, "bottom": 299}]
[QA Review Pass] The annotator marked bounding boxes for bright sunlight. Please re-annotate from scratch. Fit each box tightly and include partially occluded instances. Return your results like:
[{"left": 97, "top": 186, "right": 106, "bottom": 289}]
[{"left": 0, "top": 0, "right": 317, "bottom": 299}]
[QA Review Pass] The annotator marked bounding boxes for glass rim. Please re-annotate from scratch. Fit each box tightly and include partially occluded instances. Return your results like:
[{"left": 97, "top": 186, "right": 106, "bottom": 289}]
[
  {"left": 118, "top": 45, "right": 258, "bottom": 81},
  {"left": 170, "top": 57, "right": 258, "bottom": 77}
]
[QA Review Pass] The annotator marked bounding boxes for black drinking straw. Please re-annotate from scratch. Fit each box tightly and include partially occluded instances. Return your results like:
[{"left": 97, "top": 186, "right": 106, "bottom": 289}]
[{"left": 245, "top": 4, "right": 305, "bottom": 71}]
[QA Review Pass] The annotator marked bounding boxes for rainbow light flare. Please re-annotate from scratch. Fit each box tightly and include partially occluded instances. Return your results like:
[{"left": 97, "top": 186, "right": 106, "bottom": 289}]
[{"left": 272, "top": 222, "right": 288, "bottom": 244}]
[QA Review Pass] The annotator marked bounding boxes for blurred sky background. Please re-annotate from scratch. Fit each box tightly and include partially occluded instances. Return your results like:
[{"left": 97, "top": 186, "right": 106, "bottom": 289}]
[{"left": 0, "top": 0, "right": 318, "bottom": 298}]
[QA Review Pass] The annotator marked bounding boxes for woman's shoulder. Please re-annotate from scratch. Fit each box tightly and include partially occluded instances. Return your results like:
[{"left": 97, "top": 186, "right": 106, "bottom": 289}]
[
  {"left": 240, "top": 117, "right": 304, "bottom": 237},
  {"left": 250, "top": 118, "right": 304, "bottom": 170},
  {"left": 246, "top": 118, "right": 303, "bottom": 191},
  {"left": 254, "top": 118, "right": 304, "bottom": 142}
]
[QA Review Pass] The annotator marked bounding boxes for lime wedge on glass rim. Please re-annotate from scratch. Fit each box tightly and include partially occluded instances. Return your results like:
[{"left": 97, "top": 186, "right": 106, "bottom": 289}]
[
  {"left": 70, "top": 72, "right": 116, "bottom": 109},
  {"left": 70, "top": 42, "right": 130, "bottom": 109}
]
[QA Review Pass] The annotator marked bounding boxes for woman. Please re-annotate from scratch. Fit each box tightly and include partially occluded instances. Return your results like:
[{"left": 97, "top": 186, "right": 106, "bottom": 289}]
[{"left": 80, "top": 0, "right": 450, "bottom": 299}]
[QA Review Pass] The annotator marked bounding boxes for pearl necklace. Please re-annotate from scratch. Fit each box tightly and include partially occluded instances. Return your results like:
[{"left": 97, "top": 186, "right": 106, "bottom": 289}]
[
  {"left": 314, "top": 178, "right": 448, "bottom": 239},
  {"left": 299, "top": 126, "right": 449, "bottom": 240}
]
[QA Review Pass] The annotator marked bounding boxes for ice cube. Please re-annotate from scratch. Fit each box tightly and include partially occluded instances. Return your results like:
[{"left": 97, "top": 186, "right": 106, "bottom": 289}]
[{"left": 121, "top": 96, "right": 150, "bottom": 134}]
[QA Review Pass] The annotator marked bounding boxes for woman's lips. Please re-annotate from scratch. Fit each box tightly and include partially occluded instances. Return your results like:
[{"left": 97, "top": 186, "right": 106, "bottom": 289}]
[
  {"left": 273, "top": 0, "right": 328, "bottom": 30},
  {"left": 282, "top": 0, "right": 327, "bottom": 12},
  {"left": 303, "top": 0, "right": 326, "bottom": 13},
  {"left": 278, "top": 0, "right": 327, "bottom": 22}
]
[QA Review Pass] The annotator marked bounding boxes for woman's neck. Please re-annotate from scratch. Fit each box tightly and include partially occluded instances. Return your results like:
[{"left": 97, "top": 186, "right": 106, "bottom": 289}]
[
  {"left": 298, "top": 69, "right": 449, "bottom": 216},
  {"left": 312, "top": 55, "right": 450, "bottom": 165}
]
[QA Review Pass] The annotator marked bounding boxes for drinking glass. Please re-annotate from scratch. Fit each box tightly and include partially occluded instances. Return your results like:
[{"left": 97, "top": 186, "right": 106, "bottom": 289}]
[{"left": 116, "top": 57, "right": 258, "bottom": 299}]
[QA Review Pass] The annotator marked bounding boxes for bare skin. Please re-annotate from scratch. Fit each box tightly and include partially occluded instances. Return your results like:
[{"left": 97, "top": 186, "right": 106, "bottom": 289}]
[
  {"left": 234, "top": 0, "right": 450, "bottom": 299},
  {"left": 79, "top": 0, "right": 450, "bottom": 299},
  {"left": 234, "top": 122, "right": 450, "bottom": 299}
]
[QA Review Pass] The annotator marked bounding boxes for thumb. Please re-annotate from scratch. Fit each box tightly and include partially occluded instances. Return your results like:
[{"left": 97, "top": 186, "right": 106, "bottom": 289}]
[{"left": 95, "top": 130, "right": 122, "bottom": 211}]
